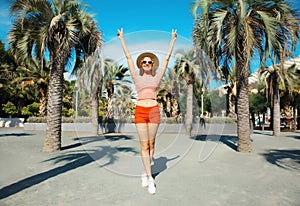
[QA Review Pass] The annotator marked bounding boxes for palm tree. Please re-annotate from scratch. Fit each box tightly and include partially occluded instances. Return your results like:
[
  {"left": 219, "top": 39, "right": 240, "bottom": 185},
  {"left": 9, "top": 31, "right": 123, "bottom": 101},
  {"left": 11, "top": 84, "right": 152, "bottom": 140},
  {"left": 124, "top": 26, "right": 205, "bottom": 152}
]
[
  {"left": 284, "top": 65, "right": 300, "bottom": 131},
  {"left": 9, "top": 0, "right": 102, "bottom": 151},
  {"left": 76, "top": 49, "right": 104, "bottom": 135},
  {"left": 219, "top": 65, "right": 237, "bottom": 119},
  {"left": 158, "top": 69, "right": 181, "bottom": 120},
  {"left": 113, "top": 84, "right": 135, "bottom": 125},
  {"left": 193, "top": 0, "right": 299, "bottom": 152},
  {"left": 173, "top": 49, "right": 214, "bottom": 135},
  {"left": 260, "top": 61, "right": 300, "bottom": 135},
  {"left": 102, "top": 59, "right": 129, "bottom": 131}
]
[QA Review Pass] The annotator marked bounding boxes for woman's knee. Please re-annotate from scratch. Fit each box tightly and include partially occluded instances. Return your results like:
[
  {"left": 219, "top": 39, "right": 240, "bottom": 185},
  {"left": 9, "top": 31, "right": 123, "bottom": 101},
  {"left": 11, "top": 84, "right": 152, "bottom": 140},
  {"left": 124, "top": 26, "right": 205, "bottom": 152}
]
[
  {"left": 140, "top": 141, "right": 150, "bottom": 151},
  {"left": 149, "top": 139, "right": 155, "bottom": 148}
]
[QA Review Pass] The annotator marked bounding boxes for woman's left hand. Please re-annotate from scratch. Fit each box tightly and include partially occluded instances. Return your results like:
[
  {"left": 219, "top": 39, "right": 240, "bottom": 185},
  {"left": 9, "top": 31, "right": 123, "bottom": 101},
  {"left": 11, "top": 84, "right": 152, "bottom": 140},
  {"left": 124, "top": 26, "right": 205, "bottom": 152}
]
[{"left": 117, "top": 28, "right": 124, "bottom": 39}]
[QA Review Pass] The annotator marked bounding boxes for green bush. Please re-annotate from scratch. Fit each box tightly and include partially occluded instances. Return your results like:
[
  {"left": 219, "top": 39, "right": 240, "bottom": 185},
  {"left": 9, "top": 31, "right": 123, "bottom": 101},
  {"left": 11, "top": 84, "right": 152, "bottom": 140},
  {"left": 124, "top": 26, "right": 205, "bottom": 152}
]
[
  {"left": 2, "top": 101, "right": 18, "bottom": 117},
  {"left": 62, "top": 107, "right": 74, "bottom": 117},
  {"left": 21, "top": 102, "right": 40, "bottom": 116},
  {"left": 26, "top": 116, "right": 47, "bottom": 123}
]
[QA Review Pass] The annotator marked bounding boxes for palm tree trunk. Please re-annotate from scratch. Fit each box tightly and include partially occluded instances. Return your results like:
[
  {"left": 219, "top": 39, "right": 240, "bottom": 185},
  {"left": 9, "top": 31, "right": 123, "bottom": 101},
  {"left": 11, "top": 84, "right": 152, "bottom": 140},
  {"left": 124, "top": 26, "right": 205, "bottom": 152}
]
[
  {"left": 39, "top": 88, "right": 47, "bottom": 117},
  {"left": 106, "top": 83, "right": 114, "bottom": 120},
  {"left": 228, "top": 92, "right": 236, "bottom": 118},
  {"left": 236, "top": 75, "right": 252, "bottom": 152},
  {"left": 273, "top": 88, "right": 280, "bottom": 136},
  {"left": 185, "top": 84, "right": 193, "bottom": 136},
  {"left": 43, "top": 51, "right": 64, "bottom": 152},
  {"left": 106, "top": 97, "right": 113, "bottom": 119},
  {"left": 236, "top": 36, "right": 252, "bottom": 153}
]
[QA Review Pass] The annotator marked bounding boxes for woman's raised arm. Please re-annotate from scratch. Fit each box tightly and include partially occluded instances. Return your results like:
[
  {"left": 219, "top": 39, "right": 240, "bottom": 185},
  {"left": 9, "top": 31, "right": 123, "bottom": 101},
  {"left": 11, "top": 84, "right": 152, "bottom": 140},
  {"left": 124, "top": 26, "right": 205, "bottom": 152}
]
[
  {"left": 118, "top": 28, "right": 137, "bottom": 76},
  {"left": 158, "top": 29, "right": 177, "bottom": 79}
]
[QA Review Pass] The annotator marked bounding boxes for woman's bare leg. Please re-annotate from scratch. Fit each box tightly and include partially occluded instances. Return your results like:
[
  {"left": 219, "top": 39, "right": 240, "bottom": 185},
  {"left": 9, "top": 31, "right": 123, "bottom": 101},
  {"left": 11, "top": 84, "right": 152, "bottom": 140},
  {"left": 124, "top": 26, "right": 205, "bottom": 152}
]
[
  {"left": 148, "top": 123, "right": 159, "bottom": 165},
  {"left": 136, "top": 123, "right": 152, "bottom": 178}
]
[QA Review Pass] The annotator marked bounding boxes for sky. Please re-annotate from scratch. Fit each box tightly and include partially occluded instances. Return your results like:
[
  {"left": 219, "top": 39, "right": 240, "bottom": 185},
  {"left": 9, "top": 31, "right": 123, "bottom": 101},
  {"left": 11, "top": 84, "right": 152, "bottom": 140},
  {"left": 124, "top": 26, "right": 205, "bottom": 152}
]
[
  {"left": 0, "top": 0, "right": 300, "bottom": 82},
  {"left": 0, "top": 0, "right": 195, "bottom": 47},
  {"left": 91, "top": 0, "right": 196, "bottom": 72}
]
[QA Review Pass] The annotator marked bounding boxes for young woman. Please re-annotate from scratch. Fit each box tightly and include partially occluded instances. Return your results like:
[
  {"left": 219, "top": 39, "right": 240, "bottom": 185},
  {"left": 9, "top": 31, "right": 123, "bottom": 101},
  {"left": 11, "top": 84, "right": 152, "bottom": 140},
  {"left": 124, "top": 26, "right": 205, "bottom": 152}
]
[{"left": 117, "top": 28, "right": 177, "bottom": 194}]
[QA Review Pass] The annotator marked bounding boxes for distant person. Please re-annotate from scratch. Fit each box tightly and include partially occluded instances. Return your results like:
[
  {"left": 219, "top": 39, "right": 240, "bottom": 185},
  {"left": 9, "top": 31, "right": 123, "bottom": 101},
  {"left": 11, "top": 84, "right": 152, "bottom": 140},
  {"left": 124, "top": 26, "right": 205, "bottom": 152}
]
[
  {"left": 200, "top": 114, "right": 206, "bottom": 128},
  {"left": 118, "top": 28, "right": 177, "bottom": 194}
]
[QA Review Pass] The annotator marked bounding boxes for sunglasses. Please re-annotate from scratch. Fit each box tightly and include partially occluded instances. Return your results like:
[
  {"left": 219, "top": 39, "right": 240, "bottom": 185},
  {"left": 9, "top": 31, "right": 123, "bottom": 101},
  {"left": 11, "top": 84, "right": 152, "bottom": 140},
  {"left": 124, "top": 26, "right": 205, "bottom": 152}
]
[{"left": 142, "top": 60, "right": 153, "bottom": 64}]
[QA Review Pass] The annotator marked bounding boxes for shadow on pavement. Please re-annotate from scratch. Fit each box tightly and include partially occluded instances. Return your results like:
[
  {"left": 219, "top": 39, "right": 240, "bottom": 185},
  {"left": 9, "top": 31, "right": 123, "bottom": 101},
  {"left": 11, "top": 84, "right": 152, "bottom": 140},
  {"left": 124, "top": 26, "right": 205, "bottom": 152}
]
[
  {"left": 191, "top": 134, "right": 239, "bottom": 151},
  {"left": 103, "top": 133, "right": 134, "bottom": 142},
  {"left": 0, "top": 133, "right": 33, "bottom": 138},
  {"left": 0, "top": 134, "right": 137, "bottom": 200},
  {"left": 252, "top": 130, "right": 273, "bottom": 136},
  {"left": 261, "top": 149, "right": 300, "bottom": 171},
  {"left": 62, "top": 134, "right": 134, "bottom": 151},
  {"left": 286, "top": 134, "right": 300, "bottom": 140},
  {"left": 152, "top": 155, "right": 180, "bottom": 179}
]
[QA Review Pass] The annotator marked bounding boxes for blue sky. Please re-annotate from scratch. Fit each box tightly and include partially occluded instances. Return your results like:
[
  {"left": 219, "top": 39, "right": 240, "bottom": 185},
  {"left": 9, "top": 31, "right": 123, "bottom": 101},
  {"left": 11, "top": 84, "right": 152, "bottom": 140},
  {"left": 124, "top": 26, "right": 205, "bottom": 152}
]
[
  {"left": 0, "top": 0, "right": 300, "bottom": 77},
  {"left": 0, "top": 0, "right": 195, "bottom": 45},
  {"left": 83, "top": 0, "right": 195, "bottom": 42}
]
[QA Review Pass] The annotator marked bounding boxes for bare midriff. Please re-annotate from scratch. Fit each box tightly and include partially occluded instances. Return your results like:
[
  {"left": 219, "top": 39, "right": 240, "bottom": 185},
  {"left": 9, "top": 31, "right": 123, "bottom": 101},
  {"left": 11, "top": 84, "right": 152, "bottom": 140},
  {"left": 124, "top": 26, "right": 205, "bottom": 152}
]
[{"left": 136, "top": 99, "right": 158, "bottom": 107}]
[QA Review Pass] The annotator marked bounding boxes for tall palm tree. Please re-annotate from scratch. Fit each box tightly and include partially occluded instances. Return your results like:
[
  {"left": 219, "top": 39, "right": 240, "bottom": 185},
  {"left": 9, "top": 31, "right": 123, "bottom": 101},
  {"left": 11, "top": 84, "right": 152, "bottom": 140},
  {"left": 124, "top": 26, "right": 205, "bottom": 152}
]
[
  {"left": 76, "top": 48, "right": 104, "bottom": 135},
  {"left": 9, "top": 0, "right": 102, "bottom": 151},
  {"left": 193, "top": 0, "right": 299, "bottom": 152},
  {"left": 173, "top": 49, "right": 214, "bottom": 135},
  {"left": 260, "top": 61, "right": 300, "bottom": 135}
]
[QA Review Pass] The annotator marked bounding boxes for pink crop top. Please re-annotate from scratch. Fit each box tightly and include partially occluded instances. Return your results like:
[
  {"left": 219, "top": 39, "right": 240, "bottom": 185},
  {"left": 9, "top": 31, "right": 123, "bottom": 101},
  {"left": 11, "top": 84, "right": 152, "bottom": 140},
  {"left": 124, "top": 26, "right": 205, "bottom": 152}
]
[{"left": 132, "top": 74, "right": 160, "bottom": 100}]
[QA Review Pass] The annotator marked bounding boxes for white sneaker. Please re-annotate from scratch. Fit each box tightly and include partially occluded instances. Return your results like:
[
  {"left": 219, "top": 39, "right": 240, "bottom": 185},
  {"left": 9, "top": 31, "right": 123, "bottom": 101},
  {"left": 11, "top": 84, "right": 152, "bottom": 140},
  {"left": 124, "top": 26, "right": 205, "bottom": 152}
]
[
  {"left": 141, "top": 173, "right": 148, "bottom": 187},
  {"left": 147, "top": 178, "right": 156, "bottom": 195},
  {"left": 151, "top": 159, "right": 154, "bottom": 166}
]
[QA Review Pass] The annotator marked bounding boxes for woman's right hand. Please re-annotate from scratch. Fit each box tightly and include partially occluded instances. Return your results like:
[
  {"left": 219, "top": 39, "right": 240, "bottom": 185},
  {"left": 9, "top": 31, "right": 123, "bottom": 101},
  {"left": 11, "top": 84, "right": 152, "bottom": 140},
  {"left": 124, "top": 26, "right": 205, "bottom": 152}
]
[
  {"left": 117, "top": 28, "right": 124, "bottom": 39},
  {"left": 172, "top": 29, "right": 177, "bottom": 40}
]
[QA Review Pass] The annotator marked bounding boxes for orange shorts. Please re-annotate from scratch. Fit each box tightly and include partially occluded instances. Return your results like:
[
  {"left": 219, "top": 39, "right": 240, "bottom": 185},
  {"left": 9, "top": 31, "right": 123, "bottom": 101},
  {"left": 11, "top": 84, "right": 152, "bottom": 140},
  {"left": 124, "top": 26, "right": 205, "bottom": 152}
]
[{"left": 134, "top": 105, "right": 160, "bottom": 124}]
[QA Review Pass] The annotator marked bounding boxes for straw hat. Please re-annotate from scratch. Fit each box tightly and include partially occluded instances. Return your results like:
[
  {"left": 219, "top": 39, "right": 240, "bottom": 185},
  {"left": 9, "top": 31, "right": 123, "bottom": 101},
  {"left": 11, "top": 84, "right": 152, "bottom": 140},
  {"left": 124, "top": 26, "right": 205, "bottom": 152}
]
[{"left": 136, "top": 52, "right": 159, "bottom": 71}]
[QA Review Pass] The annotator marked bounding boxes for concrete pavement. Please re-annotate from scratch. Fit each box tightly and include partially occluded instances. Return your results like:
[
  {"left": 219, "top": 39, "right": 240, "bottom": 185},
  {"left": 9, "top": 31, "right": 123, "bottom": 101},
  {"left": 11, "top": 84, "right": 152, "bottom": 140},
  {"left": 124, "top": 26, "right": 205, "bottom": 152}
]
[{"left": 0, "top": 127, "right": 299, "bottom": 206}]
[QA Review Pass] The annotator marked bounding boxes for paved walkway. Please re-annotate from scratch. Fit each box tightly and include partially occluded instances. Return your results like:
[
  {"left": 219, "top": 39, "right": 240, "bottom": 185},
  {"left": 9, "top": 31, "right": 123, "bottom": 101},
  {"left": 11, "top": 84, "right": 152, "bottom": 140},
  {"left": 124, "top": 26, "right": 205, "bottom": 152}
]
[{"left": 0, "top": 127, "right": 299, "bottom": 206}]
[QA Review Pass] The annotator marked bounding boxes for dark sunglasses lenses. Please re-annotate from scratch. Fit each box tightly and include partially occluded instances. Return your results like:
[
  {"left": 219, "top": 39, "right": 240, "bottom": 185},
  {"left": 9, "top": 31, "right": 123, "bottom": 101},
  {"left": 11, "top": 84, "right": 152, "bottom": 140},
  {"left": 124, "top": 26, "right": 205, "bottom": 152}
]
[{"left": 142, "top": 60, "right": 153, "bottom": 64}]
